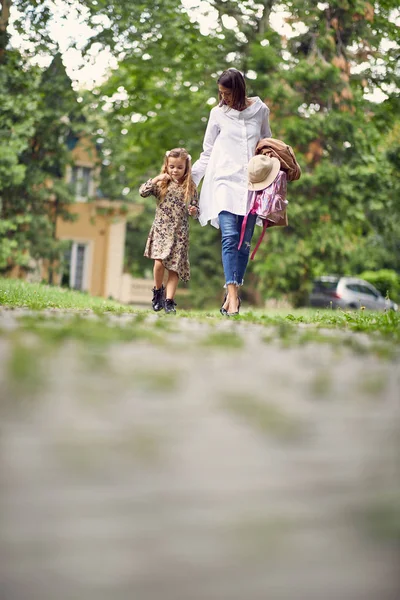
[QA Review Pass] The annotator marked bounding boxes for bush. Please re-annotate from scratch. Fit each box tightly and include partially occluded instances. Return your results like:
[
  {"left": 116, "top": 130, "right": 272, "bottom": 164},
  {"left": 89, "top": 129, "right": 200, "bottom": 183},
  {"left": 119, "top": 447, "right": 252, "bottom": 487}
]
[{"left": 358, "top": 269, "right": 400, "bottom": 302}]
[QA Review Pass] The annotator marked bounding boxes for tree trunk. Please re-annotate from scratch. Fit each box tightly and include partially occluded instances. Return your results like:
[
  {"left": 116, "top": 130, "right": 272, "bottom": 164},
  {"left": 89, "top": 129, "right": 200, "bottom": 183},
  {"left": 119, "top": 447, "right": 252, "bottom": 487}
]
[{"left": 0, "top": 0, "right": 11, "bottom": 58}]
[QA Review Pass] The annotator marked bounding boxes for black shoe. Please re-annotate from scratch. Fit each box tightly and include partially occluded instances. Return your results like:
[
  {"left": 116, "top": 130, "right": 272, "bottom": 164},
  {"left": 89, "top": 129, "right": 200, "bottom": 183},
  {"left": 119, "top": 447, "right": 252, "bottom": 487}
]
[
  {"left": 164, "top": 298, "right": 177, "bottom": 314},
  {"left": 221, "top": 295, "right": 241, "bottom": 316},
  {"left": 152, "top": 285, "right": 165, "bottom": 311},
  {"left": 220, "top": 293, "right": 228, "bottom": 316}
]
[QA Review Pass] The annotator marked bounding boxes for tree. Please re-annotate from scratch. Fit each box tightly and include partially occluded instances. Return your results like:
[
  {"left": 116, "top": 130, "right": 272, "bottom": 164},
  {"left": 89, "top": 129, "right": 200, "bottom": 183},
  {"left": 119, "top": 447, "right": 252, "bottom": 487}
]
[
  {"left": 2, "top": 0, "right": 398, "bottom": 304},
  {"left": 242, "top": 0, "right": 400, "bottom": 304},
  {"left": 77, "top": 0, "right": 237, "bottom": 298},
  {"left": 0, "top": 46, "right": 41, "bottom": 269},
  {"left": 0, "top": 51, "right": 83, "bottom": 276}
]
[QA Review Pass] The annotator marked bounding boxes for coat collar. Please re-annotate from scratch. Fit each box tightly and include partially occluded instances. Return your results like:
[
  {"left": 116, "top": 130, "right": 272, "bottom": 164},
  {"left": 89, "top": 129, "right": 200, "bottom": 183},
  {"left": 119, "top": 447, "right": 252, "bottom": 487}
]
[{"left": 221, "top": 96, "right": 264, "bottom": 120}]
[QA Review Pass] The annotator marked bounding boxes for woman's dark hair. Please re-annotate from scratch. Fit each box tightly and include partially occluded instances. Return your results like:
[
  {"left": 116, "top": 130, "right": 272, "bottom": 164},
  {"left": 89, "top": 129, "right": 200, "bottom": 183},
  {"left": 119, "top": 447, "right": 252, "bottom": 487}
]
[{"left": 217, "top": 68, "right": 247, "bottom": 111}]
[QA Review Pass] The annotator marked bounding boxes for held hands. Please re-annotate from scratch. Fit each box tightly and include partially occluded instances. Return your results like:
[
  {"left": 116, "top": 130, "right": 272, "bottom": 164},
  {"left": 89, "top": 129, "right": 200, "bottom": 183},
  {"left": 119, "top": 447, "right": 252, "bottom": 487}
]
[{"left": 188, "top": 205, "right": 198, "bottom": 217}]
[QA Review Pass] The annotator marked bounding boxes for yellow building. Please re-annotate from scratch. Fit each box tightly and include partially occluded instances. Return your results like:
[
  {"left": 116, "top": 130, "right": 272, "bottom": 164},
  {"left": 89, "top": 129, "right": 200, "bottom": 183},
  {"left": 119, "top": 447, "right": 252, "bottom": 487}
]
[{"left": 55, "top": 136, "right": 142, "bottom": 301}]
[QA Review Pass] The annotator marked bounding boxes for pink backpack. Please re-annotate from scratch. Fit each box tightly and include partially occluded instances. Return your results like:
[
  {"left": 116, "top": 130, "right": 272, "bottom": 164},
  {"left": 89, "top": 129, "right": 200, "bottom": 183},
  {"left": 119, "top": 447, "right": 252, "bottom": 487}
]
[{"left": 238, "top": 170, "right": 288, "bottom": 260}]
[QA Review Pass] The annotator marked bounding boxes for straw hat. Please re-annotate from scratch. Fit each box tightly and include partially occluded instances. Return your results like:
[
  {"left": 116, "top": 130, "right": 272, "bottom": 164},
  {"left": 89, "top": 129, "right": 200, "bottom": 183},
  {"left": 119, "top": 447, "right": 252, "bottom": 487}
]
[{"left": 248, "top": 155, "right": 280, "bottom": 191}]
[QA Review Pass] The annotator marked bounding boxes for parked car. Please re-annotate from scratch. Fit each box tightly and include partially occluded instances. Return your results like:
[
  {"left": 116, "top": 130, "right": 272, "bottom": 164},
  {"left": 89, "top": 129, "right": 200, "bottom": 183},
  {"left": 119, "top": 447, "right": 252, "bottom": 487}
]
[{"left": 309, "top": 276, "right": 398, "bottom": 311}]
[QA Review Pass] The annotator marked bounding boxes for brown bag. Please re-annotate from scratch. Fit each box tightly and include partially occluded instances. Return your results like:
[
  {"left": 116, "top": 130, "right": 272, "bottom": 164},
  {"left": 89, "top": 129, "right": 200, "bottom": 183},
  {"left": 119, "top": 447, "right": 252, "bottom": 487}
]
[{"left": 256, "top": 138, "right": 301, "bottom": 182}]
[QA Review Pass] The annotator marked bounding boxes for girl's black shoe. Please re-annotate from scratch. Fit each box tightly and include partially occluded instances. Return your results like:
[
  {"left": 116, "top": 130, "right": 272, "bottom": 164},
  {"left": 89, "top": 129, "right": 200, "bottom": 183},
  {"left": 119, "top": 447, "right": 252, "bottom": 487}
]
[
  {"left": 164, "top": 299, "right": 177, "bottom": 314},
  {"left": 152, "top": 285, "right": 165, "bottom": 311}
]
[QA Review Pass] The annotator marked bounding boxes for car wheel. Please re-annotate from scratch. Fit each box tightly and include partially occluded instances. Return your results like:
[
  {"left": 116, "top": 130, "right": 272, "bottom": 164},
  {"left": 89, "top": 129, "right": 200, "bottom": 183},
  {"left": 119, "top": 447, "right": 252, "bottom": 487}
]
[{"left": 348, "top": 303, "right": 358, "bottom": 310}]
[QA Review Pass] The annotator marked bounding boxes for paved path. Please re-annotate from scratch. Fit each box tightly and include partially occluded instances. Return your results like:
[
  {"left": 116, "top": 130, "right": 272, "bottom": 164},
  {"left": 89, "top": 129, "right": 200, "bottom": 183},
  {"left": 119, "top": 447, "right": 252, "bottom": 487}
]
[{"left": 0, "top": 309, "right": 399, "bottom": 600}]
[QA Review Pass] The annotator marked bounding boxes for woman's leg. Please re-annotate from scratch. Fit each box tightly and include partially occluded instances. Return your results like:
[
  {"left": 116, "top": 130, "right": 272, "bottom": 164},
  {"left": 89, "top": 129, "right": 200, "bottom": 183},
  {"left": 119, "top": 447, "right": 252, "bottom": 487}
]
[
  {"left": 237, "top": 213, "right": 257, "bottom": 286},
  {"left": 166, "top": 270, "right": 179, "bottom": 300},
  {"left": 226, "top": 283, "right": 239, "bottom": 314},
  {"left": 219, "top": 211, "right": 240, "bottom": 314},
  {"left": 153, "top": 259, "right": 165, "bottom": 289},
  {"left": 219, "top": 211, "right": 239, "bottom": 284}
]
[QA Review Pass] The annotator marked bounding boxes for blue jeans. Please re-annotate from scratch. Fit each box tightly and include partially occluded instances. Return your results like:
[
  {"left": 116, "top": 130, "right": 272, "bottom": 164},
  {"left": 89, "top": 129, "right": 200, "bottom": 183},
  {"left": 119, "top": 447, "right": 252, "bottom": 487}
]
[{"left": 219, "top": 211, "right": 257, "bottom": 286}]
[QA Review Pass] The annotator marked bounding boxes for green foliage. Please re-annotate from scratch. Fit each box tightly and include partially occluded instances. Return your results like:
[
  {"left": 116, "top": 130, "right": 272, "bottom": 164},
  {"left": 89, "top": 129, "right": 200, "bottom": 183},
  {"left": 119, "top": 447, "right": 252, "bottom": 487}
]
[
  {"left": 124, "top": 196, "right": 156, "bottom": 278},
  {"left": 243, "top": 1, "right": 400, "bottom": 304},
  {"left": 78, "top": 0, "right": 230, "bottom": 201},
  {"left": 2, "top": 0, "right": 399, "bottom": 306},
  {"left": 93, "top": 0, "right": 399, "bottom": 305},
  {"left": 0, "top": 218, "right": 18, "bottom": 269},
  {"left": 0, "top": 49, "right": 40, "bottom": 188},
  {"left": 189, "top": 219, "right": 224, "bottom": 308},
  {"left": 358, "top": 269, "right": 400, "bottom": 302},
  {"left": 0, "top": 50, "right": 83, "bottom": 275}
]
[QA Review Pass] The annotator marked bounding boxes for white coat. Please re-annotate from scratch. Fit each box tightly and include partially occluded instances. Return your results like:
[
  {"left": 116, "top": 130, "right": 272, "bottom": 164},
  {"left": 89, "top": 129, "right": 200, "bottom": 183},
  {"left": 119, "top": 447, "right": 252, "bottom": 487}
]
[{"left": 191, "top": 97, "right": 272, "bottom": 228}]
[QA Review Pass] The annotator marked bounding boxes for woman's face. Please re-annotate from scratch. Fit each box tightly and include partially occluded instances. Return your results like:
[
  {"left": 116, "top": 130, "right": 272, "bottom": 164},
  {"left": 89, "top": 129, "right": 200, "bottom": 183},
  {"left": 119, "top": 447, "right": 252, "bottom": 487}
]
[
  {"left": 167, "top": 157, "right": 186, "bottom": 183},
  {"left": 218, "top": 84, "right": 233, "bottom": 107}
]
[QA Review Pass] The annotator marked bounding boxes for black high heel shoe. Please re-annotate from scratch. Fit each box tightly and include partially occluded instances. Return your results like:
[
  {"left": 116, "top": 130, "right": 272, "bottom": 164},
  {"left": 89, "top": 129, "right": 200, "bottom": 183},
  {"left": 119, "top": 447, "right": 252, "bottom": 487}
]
[
  {"left": 220, "top": 293, "right": 228, "bottom": 316},
  {"left": 227, "top": 296, "right": 241, "bottom": 317}
]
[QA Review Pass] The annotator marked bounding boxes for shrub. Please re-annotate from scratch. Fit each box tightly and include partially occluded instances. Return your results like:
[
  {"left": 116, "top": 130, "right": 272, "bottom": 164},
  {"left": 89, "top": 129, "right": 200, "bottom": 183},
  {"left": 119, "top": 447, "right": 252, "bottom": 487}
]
[{"left": 358, "top": 269, "right": 400, "bottom": 302}]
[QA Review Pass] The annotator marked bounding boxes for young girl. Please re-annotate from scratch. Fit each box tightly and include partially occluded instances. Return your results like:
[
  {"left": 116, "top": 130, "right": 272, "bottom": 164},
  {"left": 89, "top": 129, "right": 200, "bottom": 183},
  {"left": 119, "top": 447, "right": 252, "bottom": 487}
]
[{"left": 139, "top": 147, "right": 199, "bottom": 314}]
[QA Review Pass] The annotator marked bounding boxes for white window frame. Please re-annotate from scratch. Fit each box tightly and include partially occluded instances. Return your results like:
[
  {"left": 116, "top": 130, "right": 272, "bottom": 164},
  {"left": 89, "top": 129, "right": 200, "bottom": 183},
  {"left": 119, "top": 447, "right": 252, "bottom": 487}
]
[
  {"left": 69, "top": 241, "right": 92, "bottom": 291},
  {"left": 70, "top": 165, "right": 93, "bottom": 202}
]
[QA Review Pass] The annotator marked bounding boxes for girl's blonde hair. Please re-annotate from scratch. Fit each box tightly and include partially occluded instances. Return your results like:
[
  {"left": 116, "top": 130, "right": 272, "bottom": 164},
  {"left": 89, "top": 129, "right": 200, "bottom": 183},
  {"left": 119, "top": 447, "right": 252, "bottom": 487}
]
[{"left": 158, "top": 147, "right": 196, "bottom": 204}]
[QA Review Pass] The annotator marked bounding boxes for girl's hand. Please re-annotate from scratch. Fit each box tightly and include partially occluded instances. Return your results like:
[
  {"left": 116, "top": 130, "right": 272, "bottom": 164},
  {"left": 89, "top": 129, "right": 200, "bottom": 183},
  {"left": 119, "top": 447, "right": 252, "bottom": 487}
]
[
  {"left": 152, "top": 173, "right": 171, "bottom": 184},
  {"left": 188, "top": 205, "right": 198, "bottom": 217}
]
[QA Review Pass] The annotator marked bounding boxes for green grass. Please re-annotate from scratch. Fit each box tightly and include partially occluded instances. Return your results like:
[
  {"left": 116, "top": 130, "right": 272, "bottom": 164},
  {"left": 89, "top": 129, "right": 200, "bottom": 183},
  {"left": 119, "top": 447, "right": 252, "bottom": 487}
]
[
  {"left": 222, "top": 393, "right": 304, "bottom": 441},
  {"left": 239, "top": 308, "right": 400, "bottom": 342},
  {"left": 1, "top": 279, "right": 399, "bottom": 347},
  {"left": 15, "top": 313, "right": 163, "bottom": 345},
  {"left": 358, "top": 493, "right": 400, "bottom": 543},
  {"left": 199, "top": 330, "right": 244, "bottom": 349},
  {"left": 6, "top": 339, "right": 46, "bottom": 400},
  {"left": 0, "top": 277, "right": 138, "bottom": 314}
]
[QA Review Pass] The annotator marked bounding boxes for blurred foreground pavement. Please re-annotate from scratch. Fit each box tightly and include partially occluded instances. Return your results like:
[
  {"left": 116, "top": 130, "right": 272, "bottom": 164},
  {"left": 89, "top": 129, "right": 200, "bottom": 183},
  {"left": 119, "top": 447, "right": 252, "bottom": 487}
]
[{"left": 0, "top": 309, "right": 399, "bottom": 600}]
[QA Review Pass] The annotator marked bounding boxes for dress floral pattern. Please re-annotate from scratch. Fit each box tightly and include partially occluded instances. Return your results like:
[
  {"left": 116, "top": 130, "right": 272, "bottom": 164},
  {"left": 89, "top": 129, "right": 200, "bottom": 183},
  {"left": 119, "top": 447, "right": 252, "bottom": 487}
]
[{"left": 139, "top": 179, "right": 199, "bottom": 282}]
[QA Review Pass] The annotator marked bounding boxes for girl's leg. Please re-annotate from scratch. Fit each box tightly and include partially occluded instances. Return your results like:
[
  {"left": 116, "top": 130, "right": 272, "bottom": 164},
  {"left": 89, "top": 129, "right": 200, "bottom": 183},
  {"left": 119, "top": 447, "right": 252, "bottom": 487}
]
[
  {"left": 153, "top": 259, "right": 165, "bottom": 289},
  {"left": 152, "top": 259, "right": 166, "bottom": 311},
  {"left": 166, "top": 270, "right": 179, "bottom": 300},
  {"left": 219, "top": 211, "right": 241, "bottom": 314},
  {"left": 237, "top": 213, "right": 257, "bottom": 287}
]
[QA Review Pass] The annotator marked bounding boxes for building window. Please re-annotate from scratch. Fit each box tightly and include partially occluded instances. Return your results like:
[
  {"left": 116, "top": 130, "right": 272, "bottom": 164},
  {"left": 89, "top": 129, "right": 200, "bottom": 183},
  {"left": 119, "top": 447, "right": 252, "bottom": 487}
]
[
  {"left": 71, "top": 166, "right": 92, "bottom": 200},
  {"left": 61, "top": 241, "right": 90, "bottom": 291},
  {"left": 73, "top": 243, "right": 86, "bottom": 290}
]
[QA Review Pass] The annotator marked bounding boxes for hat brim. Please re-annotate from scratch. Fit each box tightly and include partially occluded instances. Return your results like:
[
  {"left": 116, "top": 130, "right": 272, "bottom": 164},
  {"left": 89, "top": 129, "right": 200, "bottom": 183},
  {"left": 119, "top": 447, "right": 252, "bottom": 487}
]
[{"left": 248, "top": 157, "right": 281, "bottom": 191}]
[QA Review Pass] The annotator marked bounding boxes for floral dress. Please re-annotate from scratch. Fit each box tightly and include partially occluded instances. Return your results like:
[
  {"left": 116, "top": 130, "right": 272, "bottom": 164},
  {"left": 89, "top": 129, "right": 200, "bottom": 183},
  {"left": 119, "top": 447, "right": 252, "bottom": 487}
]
[{"left": 139, "top": 179, "right": 199, "bottom": 282}]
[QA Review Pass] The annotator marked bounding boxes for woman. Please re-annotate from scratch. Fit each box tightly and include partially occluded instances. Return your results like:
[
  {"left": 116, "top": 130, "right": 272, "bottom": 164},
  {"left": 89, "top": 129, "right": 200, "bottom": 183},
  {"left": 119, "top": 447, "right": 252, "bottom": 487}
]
[{"left": 191, "top": 68, "right": 272, "bottom": 315}]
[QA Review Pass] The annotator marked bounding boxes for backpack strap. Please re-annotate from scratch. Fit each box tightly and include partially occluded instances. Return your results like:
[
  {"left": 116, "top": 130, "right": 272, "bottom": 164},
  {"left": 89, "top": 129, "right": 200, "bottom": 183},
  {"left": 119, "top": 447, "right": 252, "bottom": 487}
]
[
  {"left": 238, "top": 191, "right": 258, "bottom": 250},
  {"left": 238, "top": 212, "right": 249, "bottom": 250},
  {"left": 250, "top": 219, "right": 269, "bottom": 260}
]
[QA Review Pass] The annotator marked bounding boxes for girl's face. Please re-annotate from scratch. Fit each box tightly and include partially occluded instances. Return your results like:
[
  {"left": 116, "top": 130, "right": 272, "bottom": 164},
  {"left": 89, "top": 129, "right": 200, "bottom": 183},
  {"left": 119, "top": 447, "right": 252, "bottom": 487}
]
[
  {"left": 167, "top": 157, "right": 186, "bottom": 183},
  {"left": 218, "top": 84, "right": 233, "bottom": 107}
]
